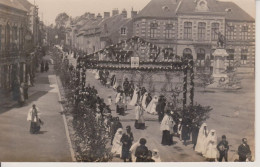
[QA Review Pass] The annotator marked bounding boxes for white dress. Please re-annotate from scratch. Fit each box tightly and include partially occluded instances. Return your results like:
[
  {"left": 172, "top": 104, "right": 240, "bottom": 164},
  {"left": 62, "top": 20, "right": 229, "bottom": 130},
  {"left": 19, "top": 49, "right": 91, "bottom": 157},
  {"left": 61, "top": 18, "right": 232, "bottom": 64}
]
[
  {"left": 141, "top": 93, "right": 148, "bottom": 110},
  {"left": 111, "top": 128, "right": 123, "bottom": 156},
  {"left": 94, "top": 71, "right": 100, "bottom": 80},
  {"left": 129, "top": 140, "right": 140, "bottom": 162},
  {"left": 146, "top": 96, "right": 158, "bottom": 115},
  {"left": 129, "top": 88, "right": 139, "bottom": 106},
  {"left": 203, "top": 129, "right": 218, "bottom": 159},
  {"left": 115, "top": 93, "right": 121, "bottom": 104},
  {"left": 195, "top": 123, "right": 209, "bottom": 154}
]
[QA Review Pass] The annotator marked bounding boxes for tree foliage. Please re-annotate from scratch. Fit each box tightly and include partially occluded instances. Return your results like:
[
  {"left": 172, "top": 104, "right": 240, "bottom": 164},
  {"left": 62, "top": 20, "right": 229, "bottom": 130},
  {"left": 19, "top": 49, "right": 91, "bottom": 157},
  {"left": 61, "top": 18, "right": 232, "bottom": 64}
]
[{"left": 55, "top": 12, "right": 70, "bottom": 28}]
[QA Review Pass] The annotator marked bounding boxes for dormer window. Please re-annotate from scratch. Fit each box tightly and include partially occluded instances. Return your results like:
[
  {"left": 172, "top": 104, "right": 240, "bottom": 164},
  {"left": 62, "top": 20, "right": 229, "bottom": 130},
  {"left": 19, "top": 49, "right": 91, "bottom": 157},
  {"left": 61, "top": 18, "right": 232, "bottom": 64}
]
[
  {"left": 162, "top": 6, "right": 169, "bottom": 11},
  {"left": 195, "top": 0, "right": 209, "bottom": 12}
]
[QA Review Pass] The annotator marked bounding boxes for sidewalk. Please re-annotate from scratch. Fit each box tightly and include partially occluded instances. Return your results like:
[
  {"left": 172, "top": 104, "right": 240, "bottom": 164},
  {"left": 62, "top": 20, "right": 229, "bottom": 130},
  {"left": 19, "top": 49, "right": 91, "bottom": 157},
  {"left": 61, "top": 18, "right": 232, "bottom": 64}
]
[{"left": 0, "top": 59, "right": 72, "bottom": 162}]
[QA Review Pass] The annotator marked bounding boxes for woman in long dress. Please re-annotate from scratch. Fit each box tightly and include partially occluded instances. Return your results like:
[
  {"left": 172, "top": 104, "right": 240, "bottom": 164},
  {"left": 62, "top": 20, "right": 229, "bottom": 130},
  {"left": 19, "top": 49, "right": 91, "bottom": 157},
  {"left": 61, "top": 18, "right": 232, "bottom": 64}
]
[
  {"left": 195, "top": 123, "right": 209, "bottom": 154},
  {"left": 160, "top": 111, "right": 174, "bottom": 145},
  {"left": 146, "top": 95, "right": 158, "bottom": 115},
  {"left": 27, "top": 104, "right": 42, "bottom": 134},
  {"left": 134, "top": 103, "right": 145, "bottom": 129},
  {"left": 204, "top": 129, "right": 218, "bottom": 161},
  {"left": 129, "top": 87, "right": 139, "bottom": 106},
  {"left": 141, "top": 92, "right": 148, "bottom": 110},
  {"left": 111, "top": 128, "right": 123, "bottom": 156}
]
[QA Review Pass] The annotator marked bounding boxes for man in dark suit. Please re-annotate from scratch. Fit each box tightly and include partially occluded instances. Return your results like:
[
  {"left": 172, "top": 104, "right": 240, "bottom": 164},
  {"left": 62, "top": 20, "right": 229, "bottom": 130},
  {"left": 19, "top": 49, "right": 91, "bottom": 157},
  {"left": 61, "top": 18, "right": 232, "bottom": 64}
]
[{"left": 238, "top": 138, "right": 251, "bottom": 162}]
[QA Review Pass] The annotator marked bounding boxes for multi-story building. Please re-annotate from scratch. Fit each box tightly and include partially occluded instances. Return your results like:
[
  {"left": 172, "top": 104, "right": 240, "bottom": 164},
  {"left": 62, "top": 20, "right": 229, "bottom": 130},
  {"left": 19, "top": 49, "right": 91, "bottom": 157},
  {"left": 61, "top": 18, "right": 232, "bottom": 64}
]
[
  {"left": 0, "top": 0, "right": 28, "bottom": 93},
  {"left": 133, "top": 0, "right": 255, "bottom": 68},
  {"left": 0, "top": 0, "right": 42, "bottom": 95},
  {"left": 66, "top": 9, "right": 134, "bottom": 54}
]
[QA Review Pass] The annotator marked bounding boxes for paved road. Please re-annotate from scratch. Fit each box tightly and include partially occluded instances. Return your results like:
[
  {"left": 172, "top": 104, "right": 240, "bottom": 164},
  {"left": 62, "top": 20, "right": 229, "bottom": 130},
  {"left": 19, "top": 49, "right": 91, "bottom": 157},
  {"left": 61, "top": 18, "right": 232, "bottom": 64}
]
[
  {"left": 66, "top": 51, "right": 254, "bottom": 162},
  {"left": 0, "top": 59, "right": 72, "bottom": 162}
]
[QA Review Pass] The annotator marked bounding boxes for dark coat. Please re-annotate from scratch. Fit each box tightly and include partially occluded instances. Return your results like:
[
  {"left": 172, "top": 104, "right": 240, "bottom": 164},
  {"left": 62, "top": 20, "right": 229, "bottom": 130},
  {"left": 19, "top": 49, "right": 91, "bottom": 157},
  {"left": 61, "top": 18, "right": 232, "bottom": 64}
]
[
  {"left": 120, "top": 132, "right": 134, "bottom": 159},
  {"left": 135, "top": 145, "right": 149, "bottom": 162},
  {"left": 238, "top": 144, "right": 251, "bottom": 161}
]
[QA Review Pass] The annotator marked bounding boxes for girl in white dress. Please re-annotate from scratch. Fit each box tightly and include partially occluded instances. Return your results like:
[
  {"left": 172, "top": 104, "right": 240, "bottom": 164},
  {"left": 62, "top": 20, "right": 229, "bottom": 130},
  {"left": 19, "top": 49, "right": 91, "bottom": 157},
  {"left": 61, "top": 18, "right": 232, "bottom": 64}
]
[
  {"left": 129, "top": 87, "right": 139, "bottom": 106},
  {"left": 195, "top": 123, "right": 209, "bottom": 154},
  {"left": 204, "top": 129, "right": 218, "bottom": 161},
  {"left": 146, "top": 95, "right": 159, "bottom": 115},
  {"left": 111, "top": 128, "right": 123, "bottom": 156},
  {"left": 141, "top": 92, "right": 148, "bottom": 110}
]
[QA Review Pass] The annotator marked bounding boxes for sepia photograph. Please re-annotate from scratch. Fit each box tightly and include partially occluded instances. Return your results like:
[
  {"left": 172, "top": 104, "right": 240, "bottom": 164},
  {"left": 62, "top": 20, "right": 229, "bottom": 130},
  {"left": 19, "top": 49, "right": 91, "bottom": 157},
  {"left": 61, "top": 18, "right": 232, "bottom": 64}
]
[{"left": 0, "top": 0, "right": 257, "bottom": 165}]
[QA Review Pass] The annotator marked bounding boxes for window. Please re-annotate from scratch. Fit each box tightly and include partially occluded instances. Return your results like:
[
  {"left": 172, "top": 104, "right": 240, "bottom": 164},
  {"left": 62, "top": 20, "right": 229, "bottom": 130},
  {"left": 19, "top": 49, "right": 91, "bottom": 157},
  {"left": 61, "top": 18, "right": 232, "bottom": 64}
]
[
  {"left": 5, "top": 24, "right": 10, "bottom": 51},
  {"left": 19, "top": 27, "right": 23, "bottom": 49},
  {"left": 12, "top": 27, "right": 17, "bottom": 42},
  {"left": 197, "top": 48, "right": 206, "bottom": 67},
  {"left": 183, "top": 48, "right": 192, "bottom": 59},
  {"left": 198, "top": 22, "right": 206, "bottom": 40},
  {"left": 150, "top": 23, "right": 158, "bottom": 39},
  {"left": 121, "top": 27, "right": 126, "bottom": 35},
  {"left": 241, "top": 49, "right": 248, "bottom": 65},
  {"left": 184, "top": 22, "right": 192, "bottom": 39},
  {"left": 163, "top": 48, "right": 173, "bottom": 59},
  {"left": 241, "top": 26, "right": 248, "bottom": 40},
  {"left": 211, "top": 23, "right": 219, "bottom": 40},
  {"left": 0, "top": 26, "right": 2, "bottom": 52},
  {"left": 226, "top": 49, "right": 235, "bottom": 61},
  {"left": 226, "top": 25, "right": 234, "bottom": 40},
  {"left": 165, "top": 24, "right": 173, "bottom": 39}
]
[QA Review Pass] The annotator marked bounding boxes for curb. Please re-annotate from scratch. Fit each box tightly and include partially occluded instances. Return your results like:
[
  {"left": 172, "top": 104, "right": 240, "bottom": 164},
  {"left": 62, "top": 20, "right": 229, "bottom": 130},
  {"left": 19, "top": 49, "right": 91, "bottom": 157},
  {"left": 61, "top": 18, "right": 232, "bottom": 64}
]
[{"left": 55, "top": 75, "right": 76, "bottom": 162}]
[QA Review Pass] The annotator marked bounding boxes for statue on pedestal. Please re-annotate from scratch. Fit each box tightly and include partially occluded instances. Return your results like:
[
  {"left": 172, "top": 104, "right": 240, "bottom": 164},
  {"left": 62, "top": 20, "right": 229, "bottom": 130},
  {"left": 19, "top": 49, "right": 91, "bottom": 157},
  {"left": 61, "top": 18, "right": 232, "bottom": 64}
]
[{"left": 216, "top": 31, "right": 226, "bottom": 48}]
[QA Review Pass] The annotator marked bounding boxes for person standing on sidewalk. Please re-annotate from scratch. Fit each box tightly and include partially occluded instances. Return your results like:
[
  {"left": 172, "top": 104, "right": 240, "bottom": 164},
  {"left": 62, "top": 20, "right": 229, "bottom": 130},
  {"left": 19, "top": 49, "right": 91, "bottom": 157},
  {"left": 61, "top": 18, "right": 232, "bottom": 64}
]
[
  {"left": 18, "top": 83, "right": 25, "bottom": 107},
  {"left": 27, "top": 104, "right": 43, "bottom": 134}
]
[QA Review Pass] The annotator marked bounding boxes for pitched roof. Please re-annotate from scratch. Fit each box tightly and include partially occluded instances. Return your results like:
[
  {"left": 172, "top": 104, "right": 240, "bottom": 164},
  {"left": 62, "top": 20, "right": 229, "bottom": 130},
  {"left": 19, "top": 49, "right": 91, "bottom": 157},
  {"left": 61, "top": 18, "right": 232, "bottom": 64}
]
[
  {"left": 136, "top": 0, "right": 180, "bottom": 19},
  {"left": 99, "top": 15, "right": 131, "bottom": 37},
  {"left": 177, "top": 0, "right": 254, "bottom": 22},
  {"left": 0, "top": 0, "right": 28, "bottom": 12},
  {"left": 15, "top": 0, "right": 33, "bottom": 11}
]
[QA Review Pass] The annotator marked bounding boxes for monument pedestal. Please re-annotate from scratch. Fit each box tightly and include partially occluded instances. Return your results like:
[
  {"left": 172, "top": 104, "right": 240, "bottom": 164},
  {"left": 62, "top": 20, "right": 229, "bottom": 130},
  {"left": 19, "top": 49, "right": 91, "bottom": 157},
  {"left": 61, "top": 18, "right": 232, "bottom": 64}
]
[{"left": 207, "top": 48, "right": 228, "bottom": 88}]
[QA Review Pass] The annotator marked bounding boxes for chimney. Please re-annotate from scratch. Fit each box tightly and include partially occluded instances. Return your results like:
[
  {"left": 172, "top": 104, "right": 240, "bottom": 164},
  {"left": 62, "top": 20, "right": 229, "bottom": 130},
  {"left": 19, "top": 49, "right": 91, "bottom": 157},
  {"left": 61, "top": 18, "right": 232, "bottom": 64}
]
[
  {"left": 131, "top": 10, "right": 138, "bottom": 18},
  {"left": 89, "top": 13, "right": 95, "bottom": 19},
  {"left": 112, "top": 8, "right": 119, "bottom": 16},
  {"left": 104, "top": 12, "right": 110, "bottom": 19},
  {"left": 97, "top": 13, "right": 102, "bottom": 20},
  {"left": 121, "top": 9, "right": 127, "bottom": 18}
]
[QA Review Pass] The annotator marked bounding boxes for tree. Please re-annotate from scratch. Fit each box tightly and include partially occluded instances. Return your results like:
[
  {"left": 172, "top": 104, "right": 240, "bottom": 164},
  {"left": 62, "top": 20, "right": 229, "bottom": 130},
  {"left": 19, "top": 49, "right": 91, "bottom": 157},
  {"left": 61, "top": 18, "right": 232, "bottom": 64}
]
[{"left": 55, "top": 12, "right": 70, "bottom": 28}]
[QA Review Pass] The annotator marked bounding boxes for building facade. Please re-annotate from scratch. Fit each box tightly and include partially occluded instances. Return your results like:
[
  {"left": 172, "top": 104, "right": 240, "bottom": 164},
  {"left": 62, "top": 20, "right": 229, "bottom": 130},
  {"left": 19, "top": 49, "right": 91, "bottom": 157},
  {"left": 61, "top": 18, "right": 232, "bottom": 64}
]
[
  {"left": 66, "top": 10, "right": 134, "bottom": 54},
  {"left": 133, "top": 0, "right": 255, "bottom": 68},
  {"left": 0, "top": 0, "right": 42, "bottom": 95},
  {"left": 0, "top": 0, "right": 28, "bottom": 93}
]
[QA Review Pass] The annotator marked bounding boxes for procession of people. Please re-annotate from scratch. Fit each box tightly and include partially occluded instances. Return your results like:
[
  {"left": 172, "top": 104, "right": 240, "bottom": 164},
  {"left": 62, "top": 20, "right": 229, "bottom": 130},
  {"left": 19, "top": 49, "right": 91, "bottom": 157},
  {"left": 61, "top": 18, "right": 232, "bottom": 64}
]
[{"left": 37, "top": 45, "right": 252, "bottom": 163}]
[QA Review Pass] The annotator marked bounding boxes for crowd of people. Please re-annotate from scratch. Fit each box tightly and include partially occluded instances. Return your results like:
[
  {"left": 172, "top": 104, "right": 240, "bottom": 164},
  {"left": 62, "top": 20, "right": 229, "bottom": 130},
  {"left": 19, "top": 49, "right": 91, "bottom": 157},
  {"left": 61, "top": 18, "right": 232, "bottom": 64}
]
[{"left": 60, "top": 46, "right": 253, "bottom": 162}]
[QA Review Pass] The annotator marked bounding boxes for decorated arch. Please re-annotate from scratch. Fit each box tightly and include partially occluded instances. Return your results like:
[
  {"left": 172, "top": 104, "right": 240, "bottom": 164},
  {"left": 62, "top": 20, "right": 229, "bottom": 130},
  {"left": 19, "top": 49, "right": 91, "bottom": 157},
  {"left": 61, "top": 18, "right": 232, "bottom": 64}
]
[{"left": 77, "top": 36, "right": 195, "bottom": 108}]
